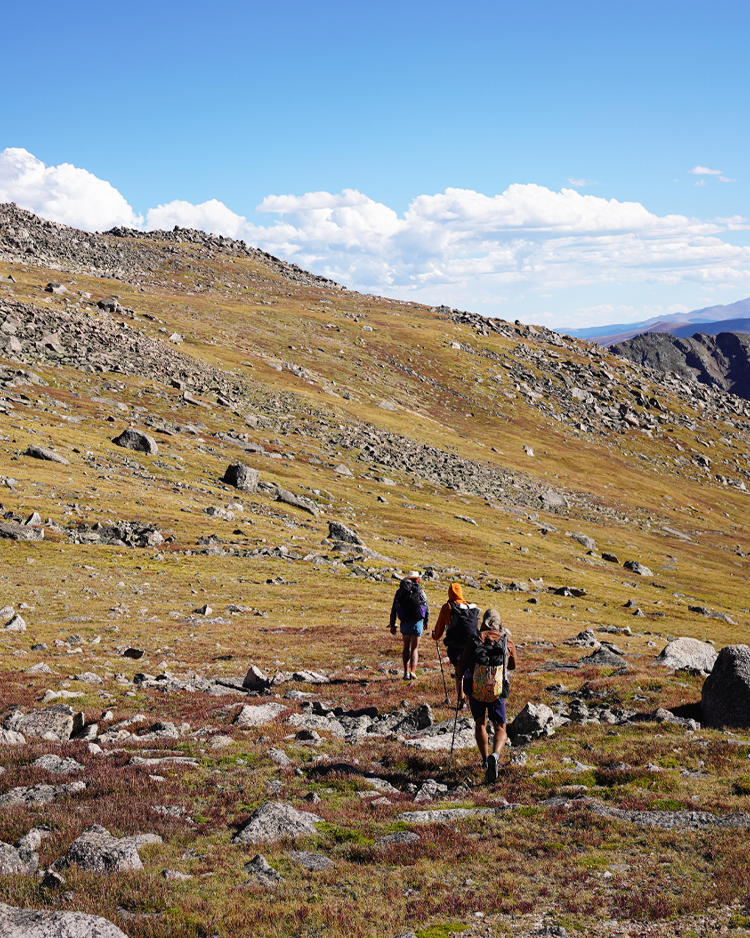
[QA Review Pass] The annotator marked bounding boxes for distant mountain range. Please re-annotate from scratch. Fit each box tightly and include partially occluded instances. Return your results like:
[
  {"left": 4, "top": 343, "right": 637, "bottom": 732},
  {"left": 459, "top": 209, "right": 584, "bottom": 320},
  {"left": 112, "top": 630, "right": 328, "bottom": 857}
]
[{"left": 566, "top": 296, "right": 750, "bottom": 346}]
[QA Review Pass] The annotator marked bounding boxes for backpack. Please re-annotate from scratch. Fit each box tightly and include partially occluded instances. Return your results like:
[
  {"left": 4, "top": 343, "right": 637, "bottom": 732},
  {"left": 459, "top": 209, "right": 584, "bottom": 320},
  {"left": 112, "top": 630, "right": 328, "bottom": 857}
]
[
  {"left": 470, "top": 633, "right": 509, "bottom": 702},
  {"left": 444, "top": 601, "right": 479, "bottom": 647},
  {"left": 396, "top": 578, "right": 426, "bottom": 623}
]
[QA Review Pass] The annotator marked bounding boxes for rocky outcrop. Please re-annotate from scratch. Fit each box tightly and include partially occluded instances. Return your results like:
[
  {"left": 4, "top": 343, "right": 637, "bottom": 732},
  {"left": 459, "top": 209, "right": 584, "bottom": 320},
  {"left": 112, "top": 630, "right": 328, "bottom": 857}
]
[
  {"left": 0, "top": 782, "right": 86, "bottom": 808},
  {"left": 702, "top": 644, "right": 750, "bottom": 728},
  {"left": 0, "top": 202, "right": 345, "bottom": 291}
]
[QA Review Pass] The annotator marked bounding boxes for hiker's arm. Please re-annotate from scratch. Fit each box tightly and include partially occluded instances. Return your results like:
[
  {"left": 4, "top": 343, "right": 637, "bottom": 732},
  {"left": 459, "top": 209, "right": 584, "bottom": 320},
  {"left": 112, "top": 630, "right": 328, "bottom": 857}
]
[
  {"left": 431, "top": 604, "right": 448, "bottom": 641},
  {"left": 422, "top": 595, "right": 430, "bottom": 629},
  {"left": 507, "top": 638, "right": 518, "bottom": 670},
  {"left": 389, "top": 597, "right": 398, "bottom": 630}
]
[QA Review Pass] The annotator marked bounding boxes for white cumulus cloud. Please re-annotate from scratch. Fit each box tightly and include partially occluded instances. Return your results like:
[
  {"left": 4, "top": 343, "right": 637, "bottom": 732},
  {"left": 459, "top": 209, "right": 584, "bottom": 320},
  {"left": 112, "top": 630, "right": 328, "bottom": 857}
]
[
  {"left": 689, "top": 165, "right": 723, "bottom": 175},
  {"left": 0, "top": 147, "right": 141, "bottom": 230},
  {"left": 2, "top": 148, "right": 750, "bottom": 328}
]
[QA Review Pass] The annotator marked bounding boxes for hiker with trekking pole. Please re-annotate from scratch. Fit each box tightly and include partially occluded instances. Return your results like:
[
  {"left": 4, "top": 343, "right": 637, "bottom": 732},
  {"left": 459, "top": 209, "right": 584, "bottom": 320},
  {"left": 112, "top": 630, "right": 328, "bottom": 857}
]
[
  {"left": 458, "top": 608, "right": 517, "bottom": 782},
  {"left": 431, "top": 583, "right": 479, "bottom": 710},
  {"left": 389, "top": 571, "right": 430, "bottom": 681}
]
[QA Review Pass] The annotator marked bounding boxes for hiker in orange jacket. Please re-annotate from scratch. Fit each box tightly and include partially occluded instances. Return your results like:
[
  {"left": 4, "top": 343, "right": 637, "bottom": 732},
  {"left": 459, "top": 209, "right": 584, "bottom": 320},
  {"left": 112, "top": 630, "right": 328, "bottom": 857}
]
[{"left": 431, "top": 582, "right": 479, "bottom": 709}]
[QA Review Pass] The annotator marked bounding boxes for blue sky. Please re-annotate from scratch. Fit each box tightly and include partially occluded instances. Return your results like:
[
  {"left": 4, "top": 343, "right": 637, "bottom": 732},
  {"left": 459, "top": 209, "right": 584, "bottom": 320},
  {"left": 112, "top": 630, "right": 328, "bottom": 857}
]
[{"left": 1, "top": 0, "right": 749, "bottom": 327}]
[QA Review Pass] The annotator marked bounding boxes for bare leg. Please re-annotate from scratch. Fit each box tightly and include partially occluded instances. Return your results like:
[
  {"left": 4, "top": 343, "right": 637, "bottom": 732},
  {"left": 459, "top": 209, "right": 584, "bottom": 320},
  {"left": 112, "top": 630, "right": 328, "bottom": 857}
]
[
  {"left": 475, "top": 713, "right": 489, "bottom": 759},
  {"left": 454, "top": 672, "right": 464, "bottom": 705},
  {"left": 401, "top": 636, "right": 410, "bottom": 678},
  {"left": 492, "top": 722, "right": 508, "bottom": 755},
  {"left": 409, "top": 636, "right": 420, "bottom": 676}
]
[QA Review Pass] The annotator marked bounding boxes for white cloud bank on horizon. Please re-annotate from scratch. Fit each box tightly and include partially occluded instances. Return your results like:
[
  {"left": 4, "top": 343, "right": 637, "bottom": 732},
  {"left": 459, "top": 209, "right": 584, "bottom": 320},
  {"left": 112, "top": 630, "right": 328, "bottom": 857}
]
[{"left": 2, "top": 147, "right": 750, "bottom": 327}]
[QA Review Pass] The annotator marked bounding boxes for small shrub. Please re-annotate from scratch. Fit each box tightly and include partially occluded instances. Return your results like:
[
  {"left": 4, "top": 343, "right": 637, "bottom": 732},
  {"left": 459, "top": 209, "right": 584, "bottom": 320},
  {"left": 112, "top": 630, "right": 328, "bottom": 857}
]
[
  {"left": 733, "top": 776, "right": 750, "bottom": 796},
  {"left": 415, "top": 925, "right": 470, "bottom": 938}
]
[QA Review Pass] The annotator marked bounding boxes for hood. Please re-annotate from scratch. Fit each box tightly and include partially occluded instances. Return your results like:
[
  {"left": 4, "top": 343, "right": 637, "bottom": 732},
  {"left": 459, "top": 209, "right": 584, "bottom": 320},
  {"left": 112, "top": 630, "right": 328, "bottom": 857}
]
[
  {"left": 448, "top": 582, "right": 464, "bottom": 603},
  {"left": 482, "top": 608, "right": 503, "bottom": 631},
  {"left": 481, "top": 607, "right": 511, "bottom": 636}
]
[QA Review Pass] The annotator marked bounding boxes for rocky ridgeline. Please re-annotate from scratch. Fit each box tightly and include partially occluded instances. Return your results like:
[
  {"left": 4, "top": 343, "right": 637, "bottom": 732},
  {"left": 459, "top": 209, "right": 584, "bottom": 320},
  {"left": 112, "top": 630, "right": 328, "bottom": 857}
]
[
  {"left": 107, "top": 224, "right": 347, "bottom": 291},
  {"left": 0, "top": 203, "right": 163, "bottom": 281},
  {"left": 0, "top": 202, "right": 346, "bottom": 292}
]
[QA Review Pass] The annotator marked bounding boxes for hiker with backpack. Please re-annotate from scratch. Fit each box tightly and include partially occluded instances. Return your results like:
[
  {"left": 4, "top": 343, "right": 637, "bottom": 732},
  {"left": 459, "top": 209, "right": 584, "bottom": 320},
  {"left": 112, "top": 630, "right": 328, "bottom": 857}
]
[
  {"left": 389, "top": 571, "right": 430, "bottom": 680},
  {"left": 458, "top": 608, "right": 517, "bottom": 782},
  {"left": 431, "top": 583, "right": 479, "bottom": 709}
]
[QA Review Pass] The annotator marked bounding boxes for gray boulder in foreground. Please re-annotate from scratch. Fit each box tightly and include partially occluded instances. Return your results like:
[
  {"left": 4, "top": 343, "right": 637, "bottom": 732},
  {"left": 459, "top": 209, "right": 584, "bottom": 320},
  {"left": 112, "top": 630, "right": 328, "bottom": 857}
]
[
  {"left": 54, "top": 824, "right": 162, "bottom": 873},
  {"left": 0, "top": 902, "right": 128, "bottom": 937},
  {"left": 3, "top": 704, "right": 80, "bottom": 742},
  {"left": 702, "top": 644, "right": 750, "bottom": 729},
  {"left": 233, "top": 702, "right": 287, "bottom": 727},
  {"left": 654, "top": 637, "right": 718, "bottom": 673},
  {"left": 111, "top": 428, "right": 158, "bottom": 455},
  {"left": 0, "top": 782, "right": 86, "bottom": 808},
  {"left": 232, "top": 802, "right": 322, "bottom": 844},
  {"left": 508, "top": 702, "right": 554, "bottom": 743}
]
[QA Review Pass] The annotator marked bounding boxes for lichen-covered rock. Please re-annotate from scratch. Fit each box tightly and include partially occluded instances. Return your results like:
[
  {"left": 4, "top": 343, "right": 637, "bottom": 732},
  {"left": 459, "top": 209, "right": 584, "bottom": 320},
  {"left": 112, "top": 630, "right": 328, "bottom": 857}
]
[
  {"left": 232, "top": 802, "right": 322, "bottom": 844},
  {"left": 0, "top": 781, "right": 86, "bottom": 808},
  {"left": 233, "top": 703, "right": 287, "bottom": 727},
  {"left": 54, "top": 824, "right": 161, "bottom": 873},
  {"left": 702, "top": 644, "right": 750, "bottom": 729},
  {"left": 3, "top": 705, "right": 81, "bottom": 742},
  {"left": 0, "top": 901, "right": 128, "bottom": 936},
  {"left": 655, "top": 637, "right": 718, "bottom": 673}
]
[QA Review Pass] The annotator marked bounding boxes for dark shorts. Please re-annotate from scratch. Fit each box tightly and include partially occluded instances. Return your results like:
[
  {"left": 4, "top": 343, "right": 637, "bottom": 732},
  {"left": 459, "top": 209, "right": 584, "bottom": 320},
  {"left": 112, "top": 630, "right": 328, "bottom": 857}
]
[
  {"left": 400, "top": 619, "right": 424, "bottom": 637},
  {"left": 469, "top": 696, "right": 506, "bottom": 725}
]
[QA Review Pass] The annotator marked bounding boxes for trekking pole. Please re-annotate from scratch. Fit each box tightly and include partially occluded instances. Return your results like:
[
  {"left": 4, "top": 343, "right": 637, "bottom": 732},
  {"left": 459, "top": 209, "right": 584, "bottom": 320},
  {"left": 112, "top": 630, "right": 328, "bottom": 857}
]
[
  {"left": 436, "top": 642, "right": 450, "bottom": 705},
  {"left": 447, "top": 698, "right": 461, "bottom": 773}
]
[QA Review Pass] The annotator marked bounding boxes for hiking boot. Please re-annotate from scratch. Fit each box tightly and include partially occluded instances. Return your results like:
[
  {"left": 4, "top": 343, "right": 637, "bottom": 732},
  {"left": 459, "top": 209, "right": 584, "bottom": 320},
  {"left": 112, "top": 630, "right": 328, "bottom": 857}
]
[
  {"left": 481, "top": 756, "right": 488, "bottom": 772},
  {"left": 486, "top": 753, "right": 498, "bottom": 783}
]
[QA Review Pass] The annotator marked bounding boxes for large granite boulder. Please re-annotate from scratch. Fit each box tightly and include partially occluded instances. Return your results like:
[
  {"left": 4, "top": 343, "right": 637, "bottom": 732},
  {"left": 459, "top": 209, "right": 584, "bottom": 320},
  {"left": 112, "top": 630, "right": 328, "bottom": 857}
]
[
  {"left": 654, "top": 637, "right": 718, "bottom": 673},
  {"left": 702, "top": 645, "right": 750, "bottom": 729},
  {"left": 111, "top": 428, "right": 158, "bottom": 455},
  {"left": 232, "top": 802, "right": 322, "bottom": 844},
  {"left": 54, "top": 824, "right": 161, "bottom": 873},
  {"left": 0, "top": 902, "right": 128, "bottom": 937},
  {"left": 223, "top": 463, "right": 259, "bottom": 493},
  {"left": 3, "top": 705, "right": 82, "bottom": 742},
  {"left": 507, "top": 702, "right": 554, "bottom": 744}
]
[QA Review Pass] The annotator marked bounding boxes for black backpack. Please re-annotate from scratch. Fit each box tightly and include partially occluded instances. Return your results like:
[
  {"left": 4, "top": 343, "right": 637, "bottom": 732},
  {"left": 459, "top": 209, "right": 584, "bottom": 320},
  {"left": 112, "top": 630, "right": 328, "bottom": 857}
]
[
  {"left": 444, "top": 601, "right": 479, "bottom": 647},
  {"left": 396, "top": 578, "right": 424, "bottom": 622}
]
